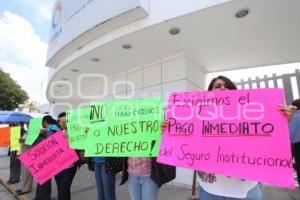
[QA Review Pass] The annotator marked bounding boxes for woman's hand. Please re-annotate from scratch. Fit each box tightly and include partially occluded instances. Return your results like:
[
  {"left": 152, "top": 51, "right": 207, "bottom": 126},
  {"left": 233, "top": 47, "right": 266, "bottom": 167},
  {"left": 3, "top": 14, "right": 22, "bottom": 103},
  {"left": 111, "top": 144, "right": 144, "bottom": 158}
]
[
  {"left": 19, "top": 138, "right": 25, "bottom": 144},
  {"left": 63, "top": 130, "right": 69, "bottom": 139},
  {"left": 161, "top": 120, "right": 169, "bottom": 133},
  {"left": 40, "top": 128, "right": 46, "bottom": 135},
  {"left": 279, "top": 104, "right": 297, "bottom": 121}
]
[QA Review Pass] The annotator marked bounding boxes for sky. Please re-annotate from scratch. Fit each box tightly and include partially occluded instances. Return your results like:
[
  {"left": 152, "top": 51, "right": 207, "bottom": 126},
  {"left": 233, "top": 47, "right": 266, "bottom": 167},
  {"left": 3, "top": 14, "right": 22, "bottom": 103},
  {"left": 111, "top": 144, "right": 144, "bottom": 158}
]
[
  {"left": 0, "top": 0, "right": 55, "bottom": 106},
  {"left": 0, "top": 1, "right": 299, "bottom": 108}
]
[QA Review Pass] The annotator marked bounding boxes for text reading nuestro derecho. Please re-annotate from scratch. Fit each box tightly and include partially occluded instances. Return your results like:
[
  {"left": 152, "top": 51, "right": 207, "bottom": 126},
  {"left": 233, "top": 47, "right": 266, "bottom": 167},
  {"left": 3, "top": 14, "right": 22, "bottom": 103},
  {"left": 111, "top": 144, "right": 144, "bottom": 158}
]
[{"left": 84, "top": 98, "right": 163, "bottom": 157}]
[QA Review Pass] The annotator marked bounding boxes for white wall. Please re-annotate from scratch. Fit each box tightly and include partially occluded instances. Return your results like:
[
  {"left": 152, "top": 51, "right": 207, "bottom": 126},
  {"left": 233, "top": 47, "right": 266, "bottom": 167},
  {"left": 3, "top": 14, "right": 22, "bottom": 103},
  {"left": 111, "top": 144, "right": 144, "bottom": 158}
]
[
  {"left": 49, "top": 0, "right": 231, "bottom": 68},
  {"left": 87, "top": 53, "right": 205, "bottom": 101}
]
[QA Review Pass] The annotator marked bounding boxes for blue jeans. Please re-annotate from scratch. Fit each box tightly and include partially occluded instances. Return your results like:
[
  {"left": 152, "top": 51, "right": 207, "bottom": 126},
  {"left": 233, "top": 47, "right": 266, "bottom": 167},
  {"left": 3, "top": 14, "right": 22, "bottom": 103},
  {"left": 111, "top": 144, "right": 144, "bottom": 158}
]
[
  {"left": 94, "top": 162, "right": 116, "bottom": 200},
  {"left": 199, "top": 187, "right": 247, "bottom": 200},
  {"left": 128, "top": 174, "right": 159, "bottom": 200},
  {"left": 246, "top": 184, "right": 262, "bottom": 200}
]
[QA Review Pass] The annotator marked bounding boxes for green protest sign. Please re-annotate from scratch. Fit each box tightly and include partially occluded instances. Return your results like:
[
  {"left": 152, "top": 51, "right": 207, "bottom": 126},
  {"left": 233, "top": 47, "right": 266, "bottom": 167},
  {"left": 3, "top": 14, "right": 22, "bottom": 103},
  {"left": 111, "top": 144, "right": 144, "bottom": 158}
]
[
  {"left": 66, "top": 107, "right": 90, "bottom": 149},
  {"left": 84, "top": 98, "right": 163, "bottom": 157},
  {"left": 10, "top": 126, "right": 21, "bottom": 151},
  {"left": 25, "top": 118, "right": 42, "bottom": 145}
]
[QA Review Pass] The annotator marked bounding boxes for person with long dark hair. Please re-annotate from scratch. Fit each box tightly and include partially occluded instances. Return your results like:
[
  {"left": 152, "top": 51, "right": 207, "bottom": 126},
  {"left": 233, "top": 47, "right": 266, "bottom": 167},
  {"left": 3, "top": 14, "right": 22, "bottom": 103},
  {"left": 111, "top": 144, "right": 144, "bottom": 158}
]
[
  {"left": 34, "top": 115, "right": 60, "bottom": 200},
  {"left": 198, "top": 76, "right": 295, "bottom": 200}
]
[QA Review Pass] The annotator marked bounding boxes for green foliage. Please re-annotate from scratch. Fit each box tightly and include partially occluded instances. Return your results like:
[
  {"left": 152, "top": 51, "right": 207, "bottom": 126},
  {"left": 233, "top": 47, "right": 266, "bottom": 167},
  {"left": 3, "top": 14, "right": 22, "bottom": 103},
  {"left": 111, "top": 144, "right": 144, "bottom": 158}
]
[{"left": 0, "top": 68, "right": 28, "bottom": 110}]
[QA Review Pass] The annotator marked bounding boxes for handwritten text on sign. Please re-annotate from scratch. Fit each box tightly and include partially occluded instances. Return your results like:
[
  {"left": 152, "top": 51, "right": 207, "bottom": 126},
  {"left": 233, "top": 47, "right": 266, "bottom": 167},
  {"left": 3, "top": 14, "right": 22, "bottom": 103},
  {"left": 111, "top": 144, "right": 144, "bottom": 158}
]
[
  {"left": 66, "top": 108, "right": 90, "bottom": 149},
  {"left": 84, "top": 98, "right": 163, "bottom": 157},
  {"left": 157, "top": 89, "right": 294, "bottom": 189},
  {"left": 19, "top": 131, "right": 79, "bottom": 184}
]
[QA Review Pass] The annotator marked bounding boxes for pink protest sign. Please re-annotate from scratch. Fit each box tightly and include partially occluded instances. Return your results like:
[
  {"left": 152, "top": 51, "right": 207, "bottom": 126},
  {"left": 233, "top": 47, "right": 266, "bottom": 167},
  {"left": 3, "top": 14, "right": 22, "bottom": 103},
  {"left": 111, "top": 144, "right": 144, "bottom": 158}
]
[
  {"left": 19, "top": 131, "right": 79, "bottom": 184},
  {"left": 157, "top": 89, "right": 294, "bottom": 188}
]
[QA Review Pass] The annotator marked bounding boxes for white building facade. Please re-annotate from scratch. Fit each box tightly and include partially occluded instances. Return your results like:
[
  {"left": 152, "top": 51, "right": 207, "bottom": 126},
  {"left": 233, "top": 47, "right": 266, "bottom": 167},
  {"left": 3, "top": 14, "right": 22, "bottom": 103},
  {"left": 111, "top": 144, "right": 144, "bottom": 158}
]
[{"left": 45, "top": 0, "right": 300, "bottom": 186}]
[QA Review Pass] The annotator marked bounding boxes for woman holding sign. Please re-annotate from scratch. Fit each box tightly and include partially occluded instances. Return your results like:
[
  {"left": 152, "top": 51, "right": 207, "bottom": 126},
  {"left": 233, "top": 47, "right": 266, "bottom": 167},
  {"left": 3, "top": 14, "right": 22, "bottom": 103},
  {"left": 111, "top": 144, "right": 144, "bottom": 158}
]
[
  {"left": 54, "top": 112, "right": 78, "bottom": 200},
  {"left": 196, "top": 76, "right": 295, "bottom": 200},
  {"left": 34, "top": 115, "right": 60, "bottom": 200}
]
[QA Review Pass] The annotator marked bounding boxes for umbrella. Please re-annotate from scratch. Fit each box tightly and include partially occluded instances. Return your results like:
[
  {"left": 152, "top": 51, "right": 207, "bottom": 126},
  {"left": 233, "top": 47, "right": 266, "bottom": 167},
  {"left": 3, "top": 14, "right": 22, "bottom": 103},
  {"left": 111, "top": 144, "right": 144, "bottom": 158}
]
[{"left": 0, "top": 111, "right": 33, "bottom": 124}]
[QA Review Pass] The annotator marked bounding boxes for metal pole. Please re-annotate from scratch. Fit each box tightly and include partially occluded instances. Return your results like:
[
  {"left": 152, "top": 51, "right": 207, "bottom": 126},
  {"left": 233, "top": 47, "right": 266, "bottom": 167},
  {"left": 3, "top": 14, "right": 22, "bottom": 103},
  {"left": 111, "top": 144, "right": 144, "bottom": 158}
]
[{"left": 189, "top": 170, "right": 199, "bottom": 200}]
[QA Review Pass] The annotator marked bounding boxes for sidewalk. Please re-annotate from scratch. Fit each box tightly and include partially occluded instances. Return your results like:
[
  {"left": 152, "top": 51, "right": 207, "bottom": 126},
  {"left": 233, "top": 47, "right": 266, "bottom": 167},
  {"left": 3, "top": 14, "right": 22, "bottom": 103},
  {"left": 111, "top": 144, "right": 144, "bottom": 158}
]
[
  {"left": 0, "top": 156, "right": 299, "bottom": 200},
  {"left": 0, "top": 183, "right": 15, "bottom": 200}
]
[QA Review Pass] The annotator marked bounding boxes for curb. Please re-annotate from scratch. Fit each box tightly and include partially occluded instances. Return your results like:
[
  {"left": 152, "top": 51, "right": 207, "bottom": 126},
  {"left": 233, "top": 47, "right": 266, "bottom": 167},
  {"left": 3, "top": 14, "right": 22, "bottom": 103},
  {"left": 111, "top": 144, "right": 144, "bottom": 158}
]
[{"left": 0, "top": 177, "right": 28, "bottom": 200}]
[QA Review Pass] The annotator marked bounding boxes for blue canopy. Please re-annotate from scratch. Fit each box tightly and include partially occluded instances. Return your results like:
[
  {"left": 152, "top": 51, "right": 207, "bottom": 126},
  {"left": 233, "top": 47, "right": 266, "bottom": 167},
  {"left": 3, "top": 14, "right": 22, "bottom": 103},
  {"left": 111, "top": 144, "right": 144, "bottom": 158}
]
[{"left": 0, "top": 111, "right": 33, "bottom": 124}]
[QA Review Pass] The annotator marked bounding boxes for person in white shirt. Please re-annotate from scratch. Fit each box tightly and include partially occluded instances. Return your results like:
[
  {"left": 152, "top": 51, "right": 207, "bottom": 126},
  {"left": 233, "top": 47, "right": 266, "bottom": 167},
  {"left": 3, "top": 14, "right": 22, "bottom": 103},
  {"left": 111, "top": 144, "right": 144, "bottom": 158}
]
[{"left": 198, "top": 75, "right": 295, "bottom": 200}]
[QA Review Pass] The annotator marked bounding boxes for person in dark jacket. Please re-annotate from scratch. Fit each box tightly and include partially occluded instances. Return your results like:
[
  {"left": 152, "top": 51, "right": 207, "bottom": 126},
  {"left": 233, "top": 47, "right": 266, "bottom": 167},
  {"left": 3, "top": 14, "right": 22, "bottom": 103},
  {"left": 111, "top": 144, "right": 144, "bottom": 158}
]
[
  {"left": 34, "top": 115, "right": 60, "bottom": 200},
  {"left": 6, "top": 123, "right": 23, "bottom": 185},
  {"left": 54, "top": 112, "right": 78, "bottom": 200}
]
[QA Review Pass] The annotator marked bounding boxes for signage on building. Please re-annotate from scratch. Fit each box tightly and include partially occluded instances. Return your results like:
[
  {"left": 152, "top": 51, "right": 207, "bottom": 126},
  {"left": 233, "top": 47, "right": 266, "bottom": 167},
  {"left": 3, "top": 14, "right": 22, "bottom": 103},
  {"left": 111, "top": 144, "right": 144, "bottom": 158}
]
[{"left": 47, "top": 0, "right": 148, "bottom": 63}]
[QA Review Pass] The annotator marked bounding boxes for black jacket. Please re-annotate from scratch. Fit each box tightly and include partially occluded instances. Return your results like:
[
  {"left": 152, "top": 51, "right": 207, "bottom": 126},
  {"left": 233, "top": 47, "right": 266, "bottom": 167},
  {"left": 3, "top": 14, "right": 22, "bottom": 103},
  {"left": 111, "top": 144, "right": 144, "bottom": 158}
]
[
  {"left": 88, "top": 157, "right": 124, "bottom": 175},
  {"left": 120, "top": 157, "right": 176, "bottom": 187}
]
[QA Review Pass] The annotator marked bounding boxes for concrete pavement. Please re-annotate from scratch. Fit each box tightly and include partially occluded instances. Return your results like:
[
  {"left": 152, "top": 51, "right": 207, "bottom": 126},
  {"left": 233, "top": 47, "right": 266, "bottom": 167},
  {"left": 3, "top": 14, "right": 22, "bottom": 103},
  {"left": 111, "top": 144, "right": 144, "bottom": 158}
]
[
  {"left": 0, "top": 183, "right": 16, "bottom": 200},
  {"left": 0, "top": 156, "right": 299, "bottom": 200}
]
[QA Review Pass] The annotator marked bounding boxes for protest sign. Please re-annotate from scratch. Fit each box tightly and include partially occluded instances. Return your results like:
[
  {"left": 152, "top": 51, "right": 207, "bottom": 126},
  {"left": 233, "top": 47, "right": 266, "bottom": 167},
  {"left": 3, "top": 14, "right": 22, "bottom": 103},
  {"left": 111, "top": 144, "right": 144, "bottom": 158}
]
[
  {"left": 0, "top": 127, "right": 10, "bottom": 147},
  {"left": 66, "top": 107, "right": 90, "bottom": 149},
  {"left": 84, "top": 98, "right": 163, "bottom": 157},
  {"left": 157, "top": 89, "right": 294, "bottom": 188},
  {"left": 25, "top": 118, "right": 42, "bottom": 145},
  {"left": 10, "top": 126, "right": 21, "bottom": 151},
  {"left": 19, "top": 131, "right": 79, "bottom": 184}
]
